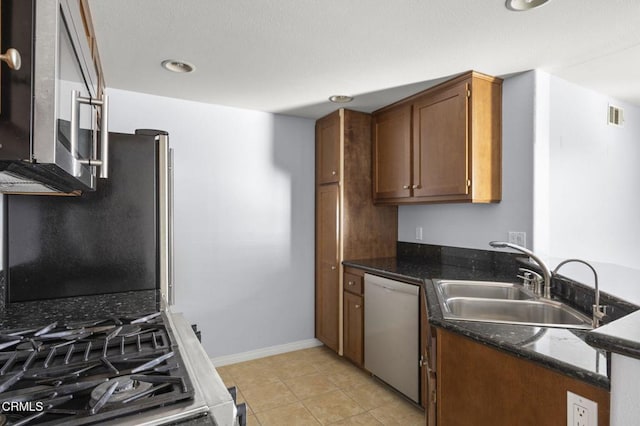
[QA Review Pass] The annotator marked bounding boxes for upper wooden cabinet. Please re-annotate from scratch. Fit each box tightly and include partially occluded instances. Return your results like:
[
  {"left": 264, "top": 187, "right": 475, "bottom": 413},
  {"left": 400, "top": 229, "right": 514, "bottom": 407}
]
[
  {"left": 316, "top": 114, "right": 341, "bottom": 184},
  {"left": 373, "top": 71, "right": 502, "bottom": 204},
  {"left": 372, "top": 104, "right": 412, "bottom": 200}
]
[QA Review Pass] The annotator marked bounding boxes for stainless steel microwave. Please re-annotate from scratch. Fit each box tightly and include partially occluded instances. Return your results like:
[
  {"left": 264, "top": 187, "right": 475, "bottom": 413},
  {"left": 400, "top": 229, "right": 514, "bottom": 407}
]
[{"left": 0, "top": 0, "right": 108, "bottom": 194}]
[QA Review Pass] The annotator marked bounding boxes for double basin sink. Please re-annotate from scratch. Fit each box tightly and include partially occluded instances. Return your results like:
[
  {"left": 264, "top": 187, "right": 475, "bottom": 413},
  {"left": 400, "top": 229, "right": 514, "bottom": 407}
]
[{"left": 434, "top": 280, "right": 593, "bottom": 329}]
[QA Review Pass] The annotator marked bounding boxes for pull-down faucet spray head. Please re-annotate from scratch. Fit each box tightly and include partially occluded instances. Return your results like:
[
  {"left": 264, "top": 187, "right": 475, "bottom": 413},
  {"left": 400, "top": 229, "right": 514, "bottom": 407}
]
[{"left": 489, "top": 241, "right": 552, "bottom": 298}]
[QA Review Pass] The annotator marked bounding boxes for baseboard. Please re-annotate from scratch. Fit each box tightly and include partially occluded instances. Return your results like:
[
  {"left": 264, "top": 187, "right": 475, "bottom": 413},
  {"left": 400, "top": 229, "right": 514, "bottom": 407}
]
[{"left": 210, "top": 338, "right": 323, "bottom": 367}]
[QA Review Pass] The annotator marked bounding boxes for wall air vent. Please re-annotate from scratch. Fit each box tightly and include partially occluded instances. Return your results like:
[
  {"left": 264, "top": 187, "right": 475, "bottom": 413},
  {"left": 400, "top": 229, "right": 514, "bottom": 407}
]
[{"left": 608, "top": 104, "right": 624, "bottom": 126}]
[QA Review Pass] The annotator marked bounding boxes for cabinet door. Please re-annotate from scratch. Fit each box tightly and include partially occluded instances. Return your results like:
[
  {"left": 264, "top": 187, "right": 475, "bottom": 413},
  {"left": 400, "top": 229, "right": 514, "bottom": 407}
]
[
  {"left": 437, "top": 329, "right": 610, "bottom": 426},
  {"left": 316, "top": 112, "right": 341, "bottom": 184},
  {"left": 413, "top": 81, "right": 470, "bottom": 199},
  {"left": 0, "top": 0, "right": 33, "bottom": 160},
  {"left": 343, "top": 291, "right": 363, "bottom": 366},
  {"left": 421, "top": 289, "right": 428, "bottom": 409},
  {"left": 426, "top": 325, "right": 437, "bottom": 426},
  {"left": 315, "top": 183, "right": 340, "bottom": 352},
  {"left": 372, "top": 104, "right": 412, "bottom": 201}
]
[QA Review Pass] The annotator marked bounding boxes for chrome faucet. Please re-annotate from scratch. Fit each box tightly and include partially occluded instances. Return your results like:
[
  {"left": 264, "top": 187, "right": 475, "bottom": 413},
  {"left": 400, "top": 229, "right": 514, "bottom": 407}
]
[
  {"left": 489, "top": 241, "right": 552, "bottom": 298},
  {"left": 553, "top": 259, "right": 606, "bottom": 328},
  {"left": 517, "top": 267, "right": 543, "bottom": 293}
]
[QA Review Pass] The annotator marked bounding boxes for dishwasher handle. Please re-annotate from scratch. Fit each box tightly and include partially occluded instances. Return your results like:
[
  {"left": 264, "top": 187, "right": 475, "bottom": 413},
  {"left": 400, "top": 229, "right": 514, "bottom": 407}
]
[{"left": 364, "top": 273, "right": 420, "bottom": 296}]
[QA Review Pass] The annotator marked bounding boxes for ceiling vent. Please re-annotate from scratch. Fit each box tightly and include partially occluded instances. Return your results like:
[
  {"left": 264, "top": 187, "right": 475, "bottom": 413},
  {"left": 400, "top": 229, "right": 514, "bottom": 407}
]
[{"left": 608, "top": 104, "right": 624, "bottom": 126}]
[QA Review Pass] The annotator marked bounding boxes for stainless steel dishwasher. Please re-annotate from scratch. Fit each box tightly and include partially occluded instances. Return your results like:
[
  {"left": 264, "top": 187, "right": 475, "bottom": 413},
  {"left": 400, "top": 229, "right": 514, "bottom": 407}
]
[{"left": 364, "top": 273, "right": 420, "bottom": 403}]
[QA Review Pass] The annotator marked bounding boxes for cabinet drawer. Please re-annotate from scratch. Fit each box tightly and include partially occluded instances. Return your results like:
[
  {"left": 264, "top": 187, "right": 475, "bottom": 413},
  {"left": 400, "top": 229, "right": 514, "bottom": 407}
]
[{"left": 344, "top": 272, "right": 363, "bottom": 295}]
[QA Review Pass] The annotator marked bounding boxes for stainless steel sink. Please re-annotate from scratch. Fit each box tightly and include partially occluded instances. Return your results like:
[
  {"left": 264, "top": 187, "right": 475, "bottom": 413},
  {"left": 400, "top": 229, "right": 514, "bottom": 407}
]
[
  {"left": 437, "top": 280, "right": 535, "bottom": 300},
  {"left": 433, "top": 279, "right": 592, "bottom": 329}
]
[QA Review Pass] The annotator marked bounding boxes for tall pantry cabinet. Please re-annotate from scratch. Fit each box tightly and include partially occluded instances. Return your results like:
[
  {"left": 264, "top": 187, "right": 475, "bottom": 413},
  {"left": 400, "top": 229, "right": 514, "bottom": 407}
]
[{"left": 315, "top": 109, "right": 397, "bottom": 354}]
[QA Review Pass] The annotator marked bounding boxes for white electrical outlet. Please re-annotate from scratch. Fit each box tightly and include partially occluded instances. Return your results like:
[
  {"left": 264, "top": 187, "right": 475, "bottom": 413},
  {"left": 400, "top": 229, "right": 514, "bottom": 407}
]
[
  {"left": 567, "top": 391, "right": 597, "bottom": 426},
  {"left": 508, "top": 231, "right": 526, "bottom": 247},
  {"left": 415, "top": 226, "right": 423, "bottom": 241}
]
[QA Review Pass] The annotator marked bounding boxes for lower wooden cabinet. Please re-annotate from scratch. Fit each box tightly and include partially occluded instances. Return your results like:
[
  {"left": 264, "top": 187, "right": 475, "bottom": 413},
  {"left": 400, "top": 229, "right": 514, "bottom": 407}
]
[
  {"left": 343, "top": 267, "right": 364, "bottom": 366},
  {"left": 343, "top": 291, "right": 364, "bottom": 366},
  {"left": 436, "top": 328, "right": 610, "bottom": 426}
]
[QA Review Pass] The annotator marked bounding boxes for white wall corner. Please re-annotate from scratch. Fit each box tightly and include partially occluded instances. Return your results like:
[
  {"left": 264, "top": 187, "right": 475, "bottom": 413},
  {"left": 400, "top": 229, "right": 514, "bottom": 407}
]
[
  {"left": 210, "top": 338, "right": 323, "bottom": 367},
  {"left": 532, "top": 69, "right": 551, "bottom": 257}
]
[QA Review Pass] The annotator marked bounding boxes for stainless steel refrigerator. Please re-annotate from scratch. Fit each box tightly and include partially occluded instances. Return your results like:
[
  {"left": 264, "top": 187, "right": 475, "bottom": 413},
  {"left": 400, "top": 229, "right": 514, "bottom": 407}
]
[{"left": 3, "top": 130, "right": 173, "bottom": 303}]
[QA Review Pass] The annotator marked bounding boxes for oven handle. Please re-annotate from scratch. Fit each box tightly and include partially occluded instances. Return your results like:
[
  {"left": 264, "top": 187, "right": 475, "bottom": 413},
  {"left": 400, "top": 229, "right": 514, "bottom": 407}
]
[{"left": 70, "top": 89, "right": 109, "bottom": 178}]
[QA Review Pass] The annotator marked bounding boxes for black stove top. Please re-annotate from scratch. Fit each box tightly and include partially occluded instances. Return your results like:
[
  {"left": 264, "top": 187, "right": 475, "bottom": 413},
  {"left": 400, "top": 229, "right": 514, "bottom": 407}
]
[{"left": 0, "top": 313, "right": 194, "bottom": 425}]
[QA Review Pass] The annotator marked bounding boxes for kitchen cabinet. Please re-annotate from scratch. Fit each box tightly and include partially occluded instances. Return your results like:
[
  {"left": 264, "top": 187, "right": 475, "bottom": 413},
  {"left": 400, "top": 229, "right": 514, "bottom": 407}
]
[
  {"left": 1, "top": 0, "right": 34, "bottom": 159},
  {"left": 315, "top": 109, "right": 397, "bottom": 355},
  {"left": 371, "top": 104, "right": 412, "bottom": 200},
  {"left": 436, "top": 328, "right": 610, "bottom": 426},
  {"left": 343, "top": 268, "right": 364, "bottom": 366},
  {"left": 372, "top": 70, "right": 502, "bottom": 204},
  {"left": 316, "top": 183, "right": 340, "bottom": 351},
  {"left": 316, "top": 111, "right": 341, "bottom": 184}
]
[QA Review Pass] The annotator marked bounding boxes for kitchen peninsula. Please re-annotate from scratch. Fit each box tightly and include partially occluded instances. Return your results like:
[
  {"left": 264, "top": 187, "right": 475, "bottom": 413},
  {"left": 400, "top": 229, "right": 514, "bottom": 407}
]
[{"left": 344, "top": 242, "right": 639, "bottom": 426}]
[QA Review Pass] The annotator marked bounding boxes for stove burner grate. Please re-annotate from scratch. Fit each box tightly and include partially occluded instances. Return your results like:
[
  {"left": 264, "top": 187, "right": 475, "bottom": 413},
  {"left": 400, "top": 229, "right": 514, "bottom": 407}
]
[{"left": 0, "top": 313, "right": 195, "bottom": 425}]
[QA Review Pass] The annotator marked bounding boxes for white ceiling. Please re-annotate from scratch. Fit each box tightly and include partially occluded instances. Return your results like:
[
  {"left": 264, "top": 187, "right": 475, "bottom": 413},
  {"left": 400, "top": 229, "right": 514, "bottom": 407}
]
[{"left": 87, "top": 0, "right": 640, "bottom": 119}]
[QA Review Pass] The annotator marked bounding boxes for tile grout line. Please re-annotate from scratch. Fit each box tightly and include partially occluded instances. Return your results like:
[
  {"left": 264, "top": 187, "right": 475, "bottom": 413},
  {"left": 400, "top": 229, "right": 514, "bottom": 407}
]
[{"left": 221, "top": 346, "right": 425, "bottom": 425}]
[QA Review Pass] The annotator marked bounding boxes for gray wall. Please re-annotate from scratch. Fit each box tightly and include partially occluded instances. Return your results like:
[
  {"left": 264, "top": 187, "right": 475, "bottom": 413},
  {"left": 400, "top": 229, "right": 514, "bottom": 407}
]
[
  {"left": 106, "top": 89, "right": 316, "bottom": 358},
  {"left": 397, "top": 71, "right": 535, "bottom": 251}
]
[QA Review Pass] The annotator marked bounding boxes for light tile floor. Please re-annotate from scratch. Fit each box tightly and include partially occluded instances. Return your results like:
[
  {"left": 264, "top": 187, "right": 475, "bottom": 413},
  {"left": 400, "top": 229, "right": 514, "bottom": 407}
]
[{"left": 216, "top": 345, "right": 426, "bottom": 426}]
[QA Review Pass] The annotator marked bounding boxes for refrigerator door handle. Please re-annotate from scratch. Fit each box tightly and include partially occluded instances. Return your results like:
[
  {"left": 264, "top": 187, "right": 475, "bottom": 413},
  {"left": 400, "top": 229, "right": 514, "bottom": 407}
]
[
  {"left": 168, "top": 147, "right": 175, "bottom": 305},
  {"left": 155, "top": 132, "right": 174, "bottom": 306}
]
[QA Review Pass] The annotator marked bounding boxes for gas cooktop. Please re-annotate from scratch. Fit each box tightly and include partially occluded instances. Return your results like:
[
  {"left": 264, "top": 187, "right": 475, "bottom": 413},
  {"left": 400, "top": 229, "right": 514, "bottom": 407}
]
[{"left": 0, "top": 312, "right": 195, "bottom": 425}]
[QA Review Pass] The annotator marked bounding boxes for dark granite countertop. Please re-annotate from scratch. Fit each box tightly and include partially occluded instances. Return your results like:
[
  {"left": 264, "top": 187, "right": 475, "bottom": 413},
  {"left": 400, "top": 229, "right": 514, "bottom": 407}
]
[
  {"left": 586, "top": 309, "right": 640, "bottom": 360},
  {"left": 0, "top": 289, "right": 162, "bottom": 329},
  {"left": 343, "top": 256, "right": 610, "bottom": 389}
]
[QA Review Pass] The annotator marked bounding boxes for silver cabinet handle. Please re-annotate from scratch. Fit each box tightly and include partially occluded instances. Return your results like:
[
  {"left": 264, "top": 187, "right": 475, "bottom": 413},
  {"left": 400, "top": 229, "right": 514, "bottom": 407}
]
[
  {"left": 403, "top": 185, "right": 410, "bottom": 189},
  {"left": 331, "top": 266, "right": 336, "bottom": 270},
  {"left": 0, "top": 48, "right": 21, "bottom": 70},
  {"left": 70, "top": 90, "right": 109, "bottom": 178},
  {"left": 355, "top": 304, "right": 361, "bottom": 309},
  {"left": 412, "top": 184, "right": 421, "bottom": 189},
  {"left": 348, "top": 281, "right": 355, "bottom": 286},
  {"left": 331, "top": 170, "right": 337, "bottom": 176}
]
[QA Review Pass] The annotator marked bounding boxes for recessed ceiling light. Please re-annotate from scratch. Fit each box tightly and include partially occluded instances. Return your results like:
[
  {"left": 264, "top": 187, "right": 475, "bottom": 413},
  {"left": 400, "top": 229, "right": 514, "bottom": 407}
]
[
  {"left": 505, "top": 0, "right": 550, "bottom": 11},
  {"left": 329, "top": 95, "right": 353, "bottom": 103},
  {"left": 161, "top": 59, "right": 195, "bottom": 73}
]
